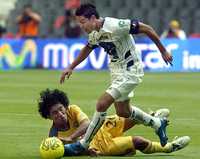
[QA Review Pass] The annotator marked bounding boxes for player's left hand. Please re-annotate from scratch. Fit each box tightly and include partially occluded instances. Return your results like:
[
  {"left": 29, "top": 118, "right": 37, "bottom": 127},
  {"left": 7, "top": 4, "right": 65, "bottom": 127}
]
[{"left": 162, "top": 51, "right": 173, "bottom": 66}]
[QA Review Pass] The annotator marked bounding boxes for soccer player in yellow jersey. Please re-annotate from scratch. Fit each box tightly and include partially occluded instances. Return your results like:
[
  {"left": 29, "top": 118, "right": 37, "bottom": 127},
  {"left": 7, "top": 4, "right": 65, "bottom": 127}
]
[{"left": 38, "top": 89, "right": 190, "bottom": 156}]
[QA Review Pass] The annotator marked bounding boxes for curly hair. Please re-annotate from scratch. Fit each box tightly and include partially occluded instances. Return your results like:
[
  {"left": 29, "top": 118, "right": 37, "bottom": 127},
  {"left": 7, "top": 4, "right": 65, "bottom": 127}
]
[{"left": 38, "top": 89, "right": 69, "bottom": 119}]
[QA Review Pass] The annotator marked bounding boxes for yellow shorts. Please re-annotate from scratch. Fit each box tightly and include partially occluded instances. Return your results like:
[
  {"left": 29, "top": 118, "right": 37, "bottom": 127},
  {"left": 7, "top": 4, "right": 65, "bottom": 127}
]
[{"left": 90, "top": 115, "right": 136, "bottom": 155}]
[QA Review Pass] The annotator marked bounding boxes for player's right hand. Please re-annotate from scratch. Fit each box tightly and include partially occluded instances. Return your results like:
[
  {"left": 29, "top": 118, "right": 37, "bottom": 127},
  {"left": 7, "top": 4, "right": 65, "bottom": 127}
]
[
  {"left": 162, "top": 51, "right": 173, "bottom": 66},
  {"left": 60, "top": 68, "right": 73, "bottom": 84}
]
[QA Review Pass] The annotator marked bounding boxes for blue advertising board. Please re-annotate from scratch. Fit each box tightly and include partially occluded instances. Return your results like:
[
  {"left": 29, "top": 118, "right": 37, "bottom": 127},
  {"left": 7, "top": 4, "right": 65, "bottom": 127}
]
[{"left": 0, "top": 38, "right": 200, "bottom": 71}]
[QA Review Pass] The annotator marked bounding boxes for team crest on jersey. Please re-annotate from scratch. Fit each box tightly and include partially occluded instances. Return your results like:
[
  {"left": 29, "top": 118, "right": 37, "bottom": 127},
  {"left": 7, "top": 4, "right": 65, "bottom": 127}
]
[{"left": 88, "top": 30, "right": 100, "bottom": 44}]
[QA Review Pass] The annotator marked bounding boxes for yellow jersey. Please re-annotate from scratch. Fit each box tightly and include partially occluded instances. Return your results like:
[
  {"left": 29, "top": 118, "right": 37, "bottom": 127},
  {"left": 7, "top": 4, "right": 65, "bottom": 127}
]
[
  {"left": 49, "top": 105, "right": 135, "bottom": 155},
  {"left": 49, "top": 105, "right": 89, "bottom": 141}
]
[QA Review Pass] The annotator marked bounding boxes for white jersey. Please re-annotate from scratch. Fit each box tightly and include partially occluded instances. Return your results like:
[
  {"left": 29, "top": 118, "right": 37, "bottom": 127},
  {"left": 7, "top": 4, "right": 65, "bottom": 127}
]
[
  {"left": 88, "top": 17, "right": 142, "bottom": 68},
  {"left": 88, "top": 17, "right": 144, "bottom": 101}
]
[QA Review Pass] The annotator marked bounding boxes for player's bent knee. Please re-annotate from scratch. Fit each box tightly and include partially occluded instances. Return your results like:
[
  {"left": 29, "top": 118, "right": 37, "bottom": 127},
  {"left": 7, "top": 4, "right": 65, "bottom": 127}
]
[
  {"left": 116, "top": 111, "right": 130, "bottom": 118},
  {"left": 133, "top": 136, "right": 150, "bottom": 151}
]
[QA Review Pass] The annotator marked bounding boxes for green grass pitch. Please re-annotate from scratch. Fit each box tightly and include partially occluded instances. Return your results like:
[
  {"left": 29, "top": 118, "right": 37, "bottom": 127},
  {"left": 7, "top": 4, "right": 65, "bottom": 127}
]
[{"left": 0, "top": 70, "right": 199, "bottom": 159}]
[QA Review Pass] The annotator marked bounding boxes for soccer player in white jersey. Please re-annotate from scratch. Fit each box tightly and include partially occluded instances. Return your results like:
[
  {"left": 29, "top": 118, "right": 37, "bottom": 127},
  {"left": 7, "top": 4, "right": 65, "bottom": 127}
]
[{"left": 60, "top": 3, "right": 173, "bottom": 155}]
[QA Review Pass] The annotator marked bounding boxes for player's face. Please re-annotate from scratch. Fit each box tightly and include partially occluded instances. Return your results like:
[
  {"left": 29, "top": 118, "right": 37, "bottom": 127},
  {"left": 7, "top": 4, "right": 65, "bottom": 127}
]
[
  {"left": 24, "top": 7, "right": 32, "bottom": 15},
  {"left": 49, "top": 103, "right": 68, "bottom": 127},
  {"left": 76, "top": 15, "right": 96, "bottom": 33}
]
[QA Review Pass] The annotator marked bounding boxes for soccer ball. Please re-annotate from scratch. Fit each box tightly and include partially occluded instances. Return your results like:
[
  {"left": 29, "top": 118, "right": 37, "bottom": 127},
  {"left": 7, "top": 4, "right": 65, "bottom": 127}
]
[{"left": 40, "top": 137, "right": 64, "bottom": 159}]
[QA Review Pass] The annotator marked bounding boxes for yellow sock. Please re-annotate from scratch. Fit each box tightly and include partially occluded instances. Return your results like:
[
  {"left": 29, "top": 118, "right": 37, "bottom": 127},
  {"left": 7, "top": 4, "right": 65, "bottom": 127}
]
[{"left": 142, "top": 142, "right": 172, "bottom": 154}]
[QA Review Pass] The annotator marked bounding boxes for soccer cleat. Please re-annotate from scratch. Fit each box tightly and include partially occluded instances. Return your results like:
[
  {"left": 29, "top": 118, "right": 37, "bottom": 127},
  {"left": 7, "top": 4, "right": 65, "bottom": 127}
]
[
  {"left": 64, "top": 141, "right": 85, "bottom": 156},
  {"left": 170, "top": 136, "right": 191, "bottom": 152},
  {"left": 155, "top": 118, "right": 169, "bottom": 147},
  {"left": 149, "top": 108, "right": 170, "bottom": 146},
  {"left": 149, "top": 108, "right": 170, "bottom": 118},
  {"left": 154, "top": 108, "right": 170, "bottom": 118}
]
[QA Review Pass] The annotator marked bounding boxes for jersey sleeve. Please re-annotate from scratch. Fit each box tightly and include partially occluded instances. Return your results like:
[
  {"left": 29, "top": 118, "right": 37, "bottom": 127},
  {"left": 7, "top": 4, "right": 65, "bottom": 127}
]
[
  {"left": 103, "top": 17, "right": 140, "bottom": 36},
  {"left": 129, "top": 19, "right": 139, "bottom": 34},
  {"left": 70, "top": 105, "right": 89, "bottom": 124},
  {"left": 86, "top": 42, "right": 98, "bottom": 50},
  {"left": 104, "top": 18, "right": 131, "bottom": 36}
]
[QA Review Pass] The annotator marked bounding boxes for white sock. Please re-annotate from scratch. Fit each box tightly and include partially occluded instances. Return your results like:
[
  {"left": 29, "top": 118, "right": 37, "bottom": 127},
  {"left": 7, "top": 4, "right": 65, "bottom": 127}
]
[
  {"left": 80, "top": 111, "right": 106, "bottom": 148},
  {"left": 129, "top": 106, "right": 161, "bottom": 130}
]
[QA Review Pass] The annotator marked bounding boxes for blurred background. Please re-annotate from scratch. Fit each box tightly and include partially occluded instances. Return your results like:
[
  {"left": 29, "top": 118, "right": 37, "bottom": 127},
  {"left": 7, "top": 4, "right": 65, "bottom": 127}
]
[
  {"left": 0, "top": 0, "right": 200, "bottom": 38},
  {"left": 0, "top": 0, "right": 200, "bottom": 72}
]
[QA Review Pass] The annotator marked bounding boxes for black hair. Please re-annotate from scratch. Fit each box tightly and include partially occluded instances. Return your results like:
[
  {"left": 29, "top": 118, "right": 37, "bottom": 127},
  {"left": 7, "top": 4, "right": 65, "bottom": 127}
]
[
  {"left": 38, "top": 89, "right": 69, "bottom": 119},
  {"left": 75, "top": 3, "right": 99, "bottom": 19}
]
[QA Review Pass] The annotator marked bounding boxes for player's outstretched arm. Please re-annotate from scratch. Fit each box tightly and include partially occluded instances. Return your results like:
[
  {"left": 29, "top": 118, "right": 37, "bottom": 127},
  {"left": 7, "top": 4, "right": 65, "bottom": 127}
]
[
  {"left": 60, "top": 45, "right": 93, "bottom": 84},
  {"left": 59, "top": 119, "right": 90, "bottom": 144},
  {"left": 138, "top": 22, "right": 173, "bottom": 66}
]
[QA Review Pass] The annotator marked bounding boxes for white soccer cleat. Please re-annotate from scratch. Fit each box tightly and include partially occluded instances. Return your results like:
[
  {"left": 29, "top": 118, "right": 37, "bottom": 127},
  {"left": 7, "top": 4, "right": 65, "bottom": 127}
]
[
  {"left": 170, "top": 136, "right": 191, "bottom": 152},
  {"left": 149, "top": 108, "right": 170, "bottom": 118},
  {"left": 154, "top": 108, "right": 170, "bottom": 118}
]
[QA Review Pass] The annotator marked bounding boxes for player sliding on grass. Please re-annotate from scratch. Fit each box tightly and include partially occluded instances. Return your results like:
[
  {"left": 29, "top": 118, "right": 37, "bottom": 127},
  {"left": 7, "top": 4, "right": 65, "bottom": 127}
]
[
  {"left": 38, "top": 89, "right": 190, "bottom": 157},
  {"left": 60, "top": 3, "right": 173, "bottom": 155}
]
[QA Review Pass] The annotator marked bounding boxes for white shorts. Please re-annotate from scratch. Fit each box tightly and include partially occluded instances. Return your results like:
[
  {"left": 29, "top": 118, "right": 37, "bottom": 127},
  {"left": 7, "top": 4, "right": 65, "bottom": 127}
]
[{"left": 106, "top": 62, "right": 144, "bottom": 102}]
